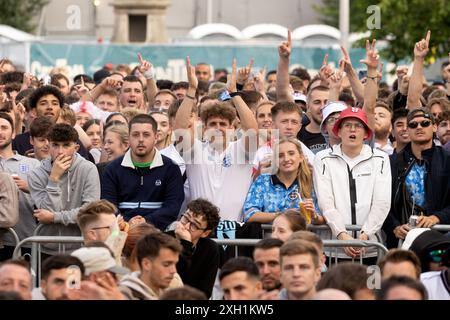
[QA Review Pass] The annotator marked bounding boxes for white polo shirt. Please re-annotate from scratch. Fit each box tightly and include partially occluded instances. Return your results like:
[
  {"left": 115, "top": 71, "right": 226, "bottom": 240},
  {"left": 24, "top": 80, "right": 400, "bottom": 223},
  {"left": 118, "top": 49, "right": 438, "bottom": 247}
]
[{"left": 184, "top": 138, "right": 254, "bottom": 222}]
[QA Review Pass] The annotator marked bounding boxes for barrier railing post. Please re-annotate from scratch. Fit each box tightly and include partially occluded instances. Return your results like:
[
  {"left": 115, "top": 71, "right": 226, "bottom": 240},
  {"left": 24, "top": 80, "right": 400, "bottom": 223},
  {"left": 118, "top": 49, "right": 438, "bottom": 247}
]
[{"left": 13, "top": 236, "right": 85, "bottom": 288}]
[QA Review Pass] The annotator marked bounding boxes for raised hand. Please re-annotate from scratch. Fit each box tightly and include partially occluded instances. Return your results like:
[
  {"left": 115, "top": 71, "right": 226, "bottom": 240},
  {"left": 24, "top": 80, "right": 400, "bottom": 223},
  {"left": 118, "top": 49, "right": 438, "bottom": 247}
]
[
  {"left": 377, "top": 62, "right": 384, "bottom": 82},
  {"left": 414, "top": 30, "right": 431, "bottom": 59},
  {"left": 185, "top": 56, "right": 198, "bottom": 90},
  {"left": 329, "top": 61, "right": 346, "bottom": 90},
  {"left": 75, "top": 76, "right": 89, "bottom": 96},
  {"left": 319, "top": 54, "right": 334, "bottom": 82},
  {"left": 396, "top": 65, "right": 409, "bottom": 81},
  {"left": 278, "top": 29, "right": 292, "bottom": 59},
  {"left": 137, "top": 52, "right": 154, "bottom": 79},
  {"left": 100, "top": 76, "right": 122, "bottom": 90},
  {"left": 237, "top": 58, "right": 254, "bottom": 85},
  {"left": 22, "top": 72, "right": 33, "bottom": 89},
  {"left": 227, "top": 58, "right": 237, "bottom": 93},
  {"left": 339, "top": 46, "right": 353, "bottom": 73},
  {"left": 360, "top": 39, "right": 379, "bottom": 69},
  {"left": 253, "top": 67, "right": 267, "bottom": 93}
]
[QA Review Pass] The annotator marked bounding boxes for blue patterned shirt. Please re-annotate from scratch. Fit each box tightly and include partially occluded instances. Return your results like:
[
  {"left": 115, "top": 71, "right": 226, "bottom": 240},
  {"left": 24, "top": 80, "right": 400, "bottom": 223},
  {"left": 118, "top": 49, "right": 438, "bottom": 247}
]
[
  {"left": 243, "top": 174, "right": 319, "bottom": 222},
  {"left": 405, "top": 162, "right": 426, "bottom": 208}
]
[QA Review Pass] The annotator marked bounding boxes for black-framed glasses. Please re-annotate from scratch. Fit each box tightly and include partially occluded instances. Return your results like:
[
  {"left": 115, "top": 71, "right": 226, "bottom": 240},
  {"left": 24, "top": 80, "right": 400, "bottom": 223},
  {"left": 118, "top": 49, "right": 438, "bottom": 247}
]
[
  {"left": 408, "top": 120, "right": 431, "bottom": 129},
  {"left": 180, "top": 214, "right": 207, "bottom": 232}
]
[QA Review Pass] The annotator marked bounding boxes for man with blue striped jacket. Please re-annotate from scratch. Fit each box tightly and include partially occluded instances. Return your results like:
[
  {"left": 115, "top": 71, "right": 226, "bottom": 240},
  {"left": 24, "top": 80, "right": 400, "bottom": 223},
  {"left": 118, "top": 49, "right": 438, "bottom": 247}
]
[{"left": 101, "top": 114, "right": 184, "bottom": 230}]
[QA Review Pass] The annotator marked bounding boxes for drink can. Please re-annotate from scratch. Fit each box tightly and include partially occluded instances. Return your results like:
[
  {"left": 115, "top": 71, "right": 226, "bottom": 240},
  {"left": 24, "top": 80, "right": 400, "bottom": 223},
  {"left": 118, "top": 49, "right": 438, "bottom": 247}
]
[{"left": 409, "top": 215, "right": 418, "bottom": 228}]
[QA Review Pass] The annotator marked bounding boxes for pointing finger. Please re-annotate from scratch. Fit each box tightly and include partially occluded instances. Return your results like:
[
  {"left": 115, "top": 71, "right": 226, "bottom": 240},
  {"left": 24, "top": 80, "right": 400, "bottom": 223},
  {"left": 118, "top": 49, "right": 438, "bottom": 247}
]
[
  {"left": 322, "top": 54, "right": 329, "bottom": 66},
  {"left": 186, "top": 56, "right": 191, "bottom": 68},
  {"left": 248, "top": 58, "right": 254, "bottom": 71},
  {"left": 340, "top": 45, "right": 349, "bottom": 59},
  {"left": 232, "top": 58, "right": 237, "bottom": 75},
  {"left": 425, "top": 30, "right": 431, "bottom": 45}
]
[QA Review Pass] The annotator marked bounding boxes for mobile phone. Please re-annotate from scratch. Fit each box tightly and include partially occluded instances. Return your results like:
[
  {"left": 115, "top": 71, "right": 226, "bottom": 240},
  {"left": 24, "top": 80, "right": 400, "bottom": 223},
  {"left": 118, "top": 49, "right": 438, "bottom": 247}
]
[{"left": 358, "top": 70, "right": 368, "bottom": 80}]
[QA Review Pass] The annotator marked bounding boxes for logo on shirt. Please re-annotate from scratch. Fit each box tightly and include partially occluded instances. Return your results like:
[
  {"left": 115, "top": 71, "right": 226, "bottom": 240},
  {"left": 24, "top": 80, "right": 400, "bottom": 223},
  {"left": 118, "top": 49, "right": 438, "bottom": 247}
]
[
  {"left": 19, "top": 164, "right": 29, "bottom": 173},
  {"left": 222, "top": 154, "right": 232, "bottom": 168},
  {"left": 289, "top": 192, "right": 299, "bottom": 201},
  {"left": 155, "top": 179, "right": 162, "bottom": 186}
]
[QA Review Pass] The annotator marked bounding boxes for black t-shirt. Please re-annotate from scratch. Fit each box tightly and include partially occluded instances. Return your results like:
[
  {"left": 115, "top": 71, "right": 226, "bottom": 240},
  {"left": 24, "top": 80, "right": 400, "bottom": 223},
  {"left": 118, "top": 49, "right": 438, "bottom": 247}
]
[
  {"left": 297, "top": 126, "right": 327, "bottom": 154},
  {"left": 166, "top": 230, "right": 220, "bottom": 299}
]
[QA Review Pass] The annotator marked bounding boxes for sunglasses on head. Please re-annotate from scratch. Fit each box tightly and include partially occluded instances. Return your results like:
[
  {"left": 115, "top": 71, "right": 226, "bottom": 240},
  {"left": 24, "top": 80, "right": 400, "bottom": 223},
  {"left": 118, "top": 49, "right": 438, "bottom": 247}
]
[{"left": 408, "top": 120, "right": 431, "bottom": 129}]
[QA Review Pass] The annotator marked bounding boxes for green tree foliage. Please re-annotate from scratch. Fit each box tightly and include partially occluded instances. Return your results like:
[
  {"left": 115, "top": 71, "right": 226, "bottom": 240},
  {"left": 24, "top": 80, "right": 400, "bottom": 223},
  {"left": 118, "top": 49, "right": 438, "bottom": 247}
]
[
  {"left": 0, "top": 0, "right": 48, "bottom": 33},
  {"left": 315, "top": 0, "right": 450, "bottom": 63}
]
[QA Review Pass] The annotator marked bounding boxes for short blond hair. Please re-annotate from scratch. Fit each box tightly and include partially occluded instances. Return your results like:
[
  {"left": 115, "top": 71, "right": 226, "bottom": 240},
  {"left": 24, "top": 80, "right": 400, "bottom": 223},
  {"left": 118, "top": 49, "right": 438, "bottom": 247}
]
[
  {"left": 59, "top": 106, "right": 76, "bottom": 126},
  {"left": 121, "top": 107, "right": 144, "bottom": 123},
  {"left": 77, "top": 200, "right": 117, "bottom": 234},
  {"left": 280, "top": 239, "right": 320, "bottom": 268}
]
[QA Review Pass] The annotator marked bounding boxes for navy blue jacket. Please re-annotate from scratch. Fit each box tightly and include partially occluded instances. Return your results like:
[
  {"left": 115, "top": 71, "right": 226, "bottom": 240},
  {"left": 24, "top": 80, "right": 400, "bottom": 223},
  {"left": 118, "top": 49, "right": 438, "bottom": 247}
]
[
  {"left": 101, "top": 149, "right": 184, "bottom": 230},
  {"left": 383, "top": 143, "right": 450, "bottom": 248}
]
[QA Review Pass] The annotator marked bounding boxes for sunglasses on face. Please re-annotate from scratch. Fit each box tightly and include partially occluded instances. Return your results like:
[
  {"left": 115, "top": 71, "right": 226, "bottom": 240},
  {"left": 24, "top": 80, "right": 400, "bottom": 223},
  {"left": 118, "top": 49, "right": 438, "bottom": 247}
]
[
  {"left": 407, "top": 120, "right": 431, "bottom": 129},
  {"left": 428, "top": 249, "right": 446, "bottom": 263}
]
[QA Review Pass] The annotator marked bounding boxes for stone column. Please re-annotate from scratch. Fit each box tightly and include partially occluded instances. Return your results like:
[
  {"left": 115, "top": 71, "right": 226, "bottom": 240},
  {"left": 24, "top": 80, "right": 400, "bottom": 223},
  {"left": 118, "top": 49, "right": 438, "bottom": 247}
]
[
  {"left": 111, "top": 0, "right": 172, "bottom": 43},
  {"left": 112, "top": 11, "right": 129, "bottom": 43}
]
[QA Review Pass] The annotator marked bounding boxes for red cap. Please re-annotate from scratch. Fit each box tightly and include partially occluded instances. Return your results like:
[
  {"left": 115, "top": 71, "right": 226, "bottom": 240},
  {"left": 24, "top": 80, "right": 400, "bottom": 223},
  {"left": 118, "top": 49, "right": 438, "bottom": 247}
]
[{"left": 332, "top": 107, "right": 373, "bottom": 140}]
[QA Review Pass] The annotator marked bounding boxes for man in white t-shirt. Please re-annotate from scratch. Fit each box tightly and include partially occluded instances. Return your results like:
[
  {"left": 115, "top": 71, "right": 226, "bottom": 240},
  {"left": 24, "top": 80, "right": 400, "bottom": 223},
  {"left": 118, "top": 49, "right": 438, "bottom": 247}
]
[
  {"left": 253, "top": 101, "right": 315, "bottom": 177},
  {"left": 173, "top": 57, "right": 258, "bottom": 222}
]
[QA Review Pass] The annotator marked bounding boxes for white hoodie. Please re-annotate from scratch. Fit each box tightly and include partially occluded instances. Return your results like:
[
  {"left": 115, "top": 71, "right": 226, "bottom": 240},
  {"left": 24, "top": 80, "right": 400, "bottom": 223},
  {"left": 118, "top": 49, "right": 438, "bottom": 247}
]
[{"left": 313, "top": 144, "right": 391, "bottom": 243}]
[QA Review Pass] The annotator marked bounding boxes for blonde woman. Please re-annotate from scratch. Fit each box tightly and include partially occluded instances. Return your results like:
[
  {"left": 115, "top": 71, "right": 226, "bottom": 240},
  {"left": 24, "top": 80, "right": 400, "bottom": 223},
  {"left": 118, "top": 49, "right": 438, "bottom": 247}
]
[
  {"left": 243, "top": 137, "right": 324, "bottom": 224},
  {"left": 150, "top": 111, "right": 172, "bottom": 150},
  {"left": 102, "top": 123, "right": 129, "bottom": 161}
]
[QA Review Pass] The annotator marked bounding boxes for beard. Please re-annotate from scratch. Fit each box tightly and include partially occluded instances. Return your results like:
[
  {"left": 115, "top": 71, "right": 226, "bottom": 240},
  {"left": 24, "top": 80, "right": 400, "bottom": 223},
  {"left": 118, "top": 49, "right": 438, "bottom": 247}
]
[
  {"left": 311, "top": 114, "right": 322, "bottom": 126},
  {"left": 374, "top": 126, "right": 390, "bottom": 140},
  {"left": 0, "top": 138, "right": 12, "bottom": 150}
]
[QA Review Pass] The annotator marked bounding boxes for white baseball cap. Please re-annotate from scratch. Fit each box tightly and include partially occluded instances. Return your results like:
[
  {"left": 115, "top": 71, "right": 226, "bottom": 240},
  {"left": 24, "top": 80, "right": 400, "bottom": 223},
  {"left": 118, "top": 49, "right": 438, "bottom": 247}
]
[
  {"left": 71, "top": 247, "right": 129, "bottom": 276},
  {"left": 320, "top": 101, "right": 348, "bottom": 135}
]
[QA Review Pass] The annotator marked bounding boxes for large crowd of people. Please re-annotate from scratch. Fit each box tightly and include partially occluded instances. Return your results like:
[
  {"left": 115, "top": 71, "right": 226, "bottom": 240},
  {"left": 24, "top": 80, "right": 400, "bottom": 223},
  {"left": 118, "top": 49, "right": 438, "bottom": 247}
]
[{"left": 0, "top": 28, "right": 449, "bottom": 301}]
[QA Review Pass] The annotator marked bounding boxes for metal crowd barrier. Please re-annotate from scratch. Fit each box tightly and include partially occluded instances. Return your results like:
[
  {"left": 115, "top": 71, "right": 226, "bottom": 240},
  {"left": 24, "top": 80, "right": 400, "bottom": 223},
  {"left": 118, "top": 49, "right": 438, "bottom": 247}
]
[
  {"left": 1, "top": 228, "right": 21, "bottom": 253},
  {"left": 13, "top": 235, "right": 85, "bottom": 287},
  {"left": 213, "top": 238, "right": 389, "bottom": 264},
  {"left": 262, "top": 223, "right": 363, "bottom": 232},
  {"left": 430, "top": 225, "right": 450, "bottom": 232}
]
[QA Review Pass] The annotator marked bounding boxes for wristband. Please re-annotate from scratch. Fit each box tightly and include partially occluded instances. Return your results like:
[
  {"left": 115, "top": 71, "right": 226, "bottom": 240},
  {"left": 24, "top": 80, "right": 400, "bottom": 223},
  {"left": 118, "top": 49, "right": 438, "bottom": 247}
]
[
  {"left": 143, "top": 69, "right": 155, "bottom": 80},
  {"left": 230, "top": 92, "right": 241, "bottom": 98},
  {"left": 185, "top": 94, "right": 195, "bottom": 100}
]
